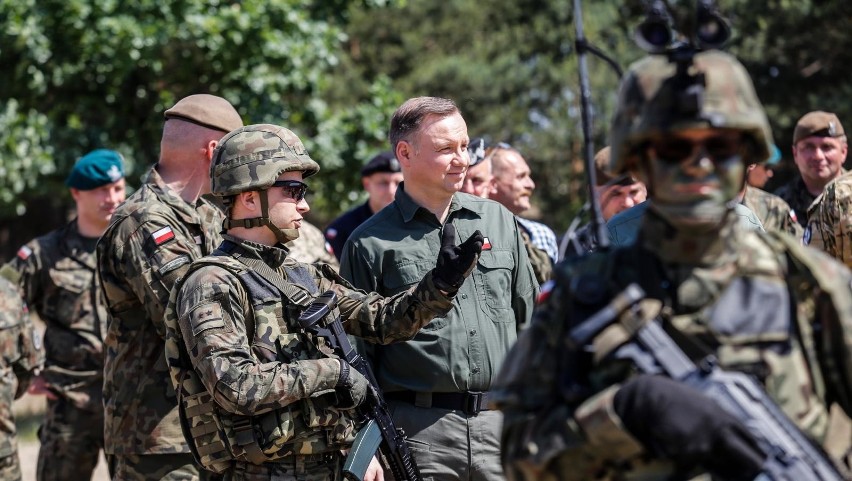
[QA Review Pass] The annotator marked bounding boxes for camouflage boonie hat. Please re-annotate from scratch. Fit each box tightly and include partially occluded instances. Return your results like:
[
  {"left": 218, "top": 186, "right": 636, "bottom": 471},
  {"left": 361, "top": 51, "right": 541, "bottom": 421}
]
[
  {"left": 211, "top": 124, "right": 320, "bottom": 197},
  {"left": 610, "top": 50, "right": 773, "bottom": 175}
]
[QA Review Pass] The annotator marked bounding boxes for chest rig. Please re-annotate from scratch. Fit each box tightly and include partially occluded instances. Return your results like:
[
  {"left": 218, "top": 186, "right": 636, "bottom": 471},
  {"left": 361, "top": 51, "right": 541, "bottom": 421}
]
[{"left": 164, "top": 249, "right": 358, "bottom": 474}]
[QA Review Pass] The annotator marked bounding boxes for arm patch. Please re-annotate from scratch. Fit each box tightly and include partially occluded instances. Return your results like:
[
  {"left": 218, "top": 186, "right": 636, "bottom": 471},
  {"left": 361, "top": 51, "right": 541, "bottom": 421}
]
[{"left": 189, "top": 301, "right": 226, "bottom": 337}]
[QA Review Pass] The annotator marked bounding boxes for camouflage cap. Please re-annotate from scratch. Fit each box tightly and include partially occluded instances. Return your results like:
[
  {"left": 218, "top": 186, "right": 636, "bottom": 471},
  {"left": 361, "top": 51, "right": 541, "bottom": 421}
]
[
  {"left": 211, "top": 124, "right": 320, "bottom": 197},
  {"left": 610, "top": 50, "right": 773, "bottom": 174},
  {"left": 793, "top": 111, "right": 845, "bottom": 144},
  {"left": 164, "top": 94, "right": 243, "bottom": 133}
]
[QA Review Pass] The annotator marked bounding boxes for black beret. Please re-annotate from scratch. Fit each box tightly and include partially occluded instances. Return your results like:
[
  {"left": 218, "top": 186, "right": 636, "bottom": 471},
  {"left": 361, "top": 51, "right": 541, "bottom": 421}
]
[
  {"left": 469, "top": 138, "right": 487, "bottom": 167},
  {"left": 361, "top": 151, "right": 401, "bottom": 177}
]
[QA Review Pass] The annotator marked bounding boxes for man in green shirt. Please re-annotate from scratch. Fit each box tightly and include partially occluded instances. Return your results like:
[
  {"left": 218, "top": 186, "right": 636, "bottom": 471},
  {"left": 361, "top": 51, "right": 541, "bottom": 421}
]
[{"left": 340, "top": 96, "right": 539, "bottom": 481}]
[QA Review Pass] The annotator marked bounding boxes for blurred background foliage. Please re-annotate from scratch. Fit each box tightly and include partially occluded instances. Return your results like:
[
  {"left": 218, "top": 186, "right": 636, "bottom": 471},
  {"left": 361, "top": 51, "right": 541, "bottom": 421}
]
[{"left": 1, "top": 0, "right": 850, "bottom": 258}]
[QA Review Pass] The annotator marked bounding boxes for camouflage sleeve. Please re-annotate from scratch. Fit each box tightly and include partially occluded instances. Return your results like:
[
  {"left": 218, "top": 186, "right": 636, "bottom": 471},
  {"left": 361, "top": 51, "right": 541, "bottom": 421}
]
[
  {"left": 521, "top": 229, "right": 553, "bottom": 284},
  {"left": 0, "top": 278, "right": 42, "bottom": 398},
  {"left": 511, "top": 217, "right": 540, "bottom": 329},
  {"left": 0, "top": 240, "right": 44, "bottom": 309},
  {"left": 493, "top": 257, "right": 648, "bottom": 480},
  {"left": 806, "top": 181, "right": 851, "bottom": 267},
  {"left": 99, "top": 212, "right": 200, "bottom": 339},
  {"left": 174, "top": 266, "right": 341, "bottom": 416},
  {"left": 313, "top": 262, "right": 455, "bottom": 344}
]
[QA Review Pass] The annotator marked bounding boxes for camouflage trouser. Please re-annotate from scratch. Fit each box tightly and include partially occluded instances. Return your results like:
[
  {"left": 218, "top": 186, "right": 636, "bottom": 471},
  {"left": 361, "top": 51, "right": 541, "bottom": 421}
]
[
  {"left": 0, "top": 369, "right": 21, "bottom": 481},
  {"left": 107, "top": 452, "right": 218, "bottom": 481},
  {"left": 224, "top": 453, "right": 343, "bottom": 481},
  {"left": 36, "top": 397, "right": 104, "bottom": 481}
]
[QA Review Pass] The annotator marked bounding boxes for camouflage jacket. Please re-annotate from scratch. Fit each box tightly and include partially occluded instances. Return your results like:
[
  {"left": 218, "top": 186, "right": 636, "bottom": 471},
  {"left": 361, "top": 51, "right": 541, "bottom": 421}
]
[
  {"left": 1, "top": 220, "right": 105, "bottom": 411},
  {"left": 774, "top": 176, "right": 819, "bottom": 227},
  {"left": 163, "top": 235, "right": 455, "bottom": 470},
  {"left": 493, "top": 213, "right": 852, "bottom": 481},
  {"left": 97, "top": 166, "right": 224, "bottom": 455},
  {"left": 742, "top": 186, "right": 803, "bottom": 239},
  {"left": 0, "top": 276, "right": 42, "bottom": 458},
  {"left": 805, "top": 171, "right": 852, "bottom": 268}
]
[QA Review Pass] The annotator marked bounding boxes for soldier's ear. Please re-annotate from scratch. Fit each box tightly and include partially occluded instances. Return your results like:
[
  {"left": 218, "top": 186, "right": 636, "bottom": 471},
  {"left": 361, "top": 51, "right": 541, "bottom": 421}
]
[{"left": 235, "top": 190, "right": 260, "bottom": 213}]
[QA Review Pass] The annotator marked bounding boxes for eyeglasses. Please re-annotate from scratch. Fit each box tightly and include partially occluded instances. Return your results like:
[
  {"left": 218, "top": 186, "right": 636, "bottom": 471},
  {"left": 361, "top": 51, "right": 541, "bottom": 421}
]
[
  {"left": 649, "top": 134, "right": 743, "bottom": 163},
  {"left": 270, "top": 180, "right": 308, "bottom": 202}
]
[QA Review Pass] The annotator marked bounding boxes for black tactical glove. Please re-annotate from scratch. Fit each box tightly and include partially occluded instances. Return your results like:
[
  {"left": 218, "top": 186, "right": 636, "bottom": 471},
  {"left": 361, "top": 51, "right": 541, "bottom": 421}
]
[
  {"left": 613, "top": 375, "right": 766, "bottom": 481},
  {"left": 432, "top": 224, "right": 484, "bottom": 293},
  {"left": 335, "top": 359, "right": 370, "bottom": 410}
]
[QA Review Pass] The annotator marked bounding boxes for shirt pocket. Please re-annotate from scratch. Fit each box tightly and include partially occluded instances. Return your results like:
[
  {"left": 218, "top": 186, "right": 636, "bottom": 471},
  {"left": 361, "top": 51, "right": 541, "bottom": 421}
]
[
  {"left": 45, "top": 266, "right": 89, "bottom": 325},
  {"left": 384, "top": 259, "right": 447, "bottom": 331},
  {"left": 474, "top": 250, "right": 515, "bottom": 323}
]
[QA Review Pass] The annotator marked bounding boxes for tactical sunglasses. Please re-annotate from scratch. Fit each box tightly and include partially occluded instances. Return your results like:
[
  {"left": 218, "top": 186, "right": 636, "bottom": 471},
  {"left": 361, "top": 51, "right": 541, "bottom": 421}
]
[
  {"left": 271, "top": 180, "right": 308, "bottom": 202},
  {"left": 649, "top": 133, "right": 743, "bottom": 163}
]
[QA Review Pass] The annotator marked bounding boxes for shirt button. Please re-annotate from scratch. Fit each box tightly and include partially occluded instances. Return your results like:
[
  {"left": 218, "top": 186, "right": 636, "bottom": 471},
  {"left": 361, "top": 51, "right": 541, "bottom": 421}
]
[
  {"left": 469, "top": 330, "right": 477, "bottom": 336},
  {"left": 472, "top": 366, "right": 481, "bottom": 374},
  {"left": 461, "top": 294, "right": 468, "bottom": 299}
]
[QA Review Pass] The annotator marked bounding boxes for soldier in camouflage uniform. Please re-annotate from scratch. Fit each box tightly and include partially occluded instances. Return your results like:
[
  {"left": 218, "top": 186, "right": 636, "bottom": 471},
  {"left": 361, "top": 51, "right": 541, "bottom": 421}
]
[
  {"left": 163, "top": 124, "right": 481, "bottom": 480},
  {"left": 97, "top": 94, "right": 243, "bottom": 480},
  {"left": 774, "top": 111, "right": 847, "bottom": 227},
  {"left": 0, "top": 276, "right": 42, "bottom": 481},
  {"left": 741, "top": 185, "right": 802, "bottom": 238},
  {"left": 804, "top": 168, "right": 852, "bottom": 267},
  {"left": 493, "top": 50, "right": 852, "bottom": 480},
  {"left": 285, "top": 220, "right": 339, "bottom": 269},
  {"left": 1, "top": 149, "right": 125, "bottom": 481}
]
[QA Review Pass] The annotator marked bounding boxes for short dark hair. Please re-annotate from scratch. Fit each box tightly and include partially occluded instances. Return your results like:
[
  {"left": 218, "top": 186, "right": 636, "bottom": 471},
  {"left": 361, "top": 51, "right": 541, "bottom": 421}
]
[{"left": 389, "top": 97, "right": 460, "bottom": 151}]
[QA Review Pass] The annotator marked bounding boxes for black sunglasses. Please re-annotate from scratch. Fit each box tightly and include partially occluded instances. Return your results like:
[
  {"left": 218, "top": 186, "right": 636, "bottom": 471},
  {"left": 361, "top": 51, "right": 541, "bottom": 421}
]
[
  {"left": 270, "top": 180, "right": 308, "bottom": 202},
  {"left": 650, "top": 133, "right": 743, "bottom": 163}
]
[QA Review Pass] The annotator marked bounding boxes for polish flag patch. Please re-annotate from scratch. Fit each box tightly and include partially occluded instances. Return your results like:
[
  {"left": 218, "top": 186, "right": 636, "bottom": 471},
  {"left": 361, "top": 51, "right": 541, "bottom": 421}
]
[
  {"left": 481, "top": 237, "right": 492, "bottom": 251},
  {"left": 16, "top": 246, "right": 32, "bottom": 260},
  {"left": 152, "top": 226, "right": 176, "bottom": 245},
  {"left": 536, "top": 280, "right": 555, "bottom": 304}
]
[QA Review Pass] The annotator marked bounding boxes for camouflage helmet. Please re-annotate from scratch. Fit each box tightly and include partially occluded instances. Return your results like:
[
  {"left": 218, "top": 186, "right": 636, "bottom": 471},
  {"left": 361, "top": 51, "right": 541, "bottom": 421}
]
[
  {"left": 609, "top": 50, "right": 773, "bottom": 175},
  {"left": 211, "top": 124, "right": 320, "bottom": 197}
]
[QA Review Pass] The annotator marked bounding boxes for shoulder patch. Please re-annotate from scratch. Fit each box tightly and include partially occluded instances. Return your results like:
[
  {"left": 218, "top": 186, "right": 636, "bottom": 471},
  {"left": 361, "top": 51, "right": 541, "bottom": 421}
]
[
  {"left": 16, "top": 246, "right": 32, "bottom": 260},
  {"left": 803, "top": 225, "right": 811, "bottom": 245},
  {"left": 189, "top": 301, "right": 226, "bottom": 337},
  {"left": 482, "top": 236, "right": 492, "bottom": 251},
  {"left": 325, "top": 228, "right": 337, "bottom": 240},
  {"left": 152, "top": 226, "right": 176, "bottom": 245},
  {"left": 789, "top": 209, "right": 798, "bottom": 224}
]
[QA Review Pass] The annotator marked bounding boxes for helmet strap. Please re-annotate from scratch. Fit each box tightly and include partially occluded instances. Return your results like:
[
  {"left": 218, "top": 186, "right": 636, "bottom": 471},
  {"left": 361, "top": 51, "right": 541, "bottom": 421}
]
[{"left": 222, "top": 190, "right": 300, "bottom": 244}]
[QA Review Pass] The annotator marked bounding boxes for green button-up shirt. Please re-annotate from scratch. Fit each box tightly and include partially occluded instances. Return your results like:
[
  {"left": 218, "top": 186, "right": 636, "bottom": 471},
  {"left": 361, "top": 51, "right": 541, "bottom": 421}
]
[{"left": 339, "top": 185, "right": 538, "bottom": 393}]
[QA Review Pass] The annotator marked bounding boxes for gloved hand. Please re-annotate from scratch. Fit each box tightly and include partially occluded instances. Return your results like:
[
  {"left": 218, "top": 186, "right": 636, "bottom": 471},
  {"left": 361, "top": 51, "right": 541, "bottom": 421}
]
[
  {"left": 432, "top": 224, "right": 484, "bottom": 293},
  {"left": 613, "top": 375, "right": 766, "bottom": 481},
  {"left": 335, "top": 359, "right": 370, "bottom": 410}
]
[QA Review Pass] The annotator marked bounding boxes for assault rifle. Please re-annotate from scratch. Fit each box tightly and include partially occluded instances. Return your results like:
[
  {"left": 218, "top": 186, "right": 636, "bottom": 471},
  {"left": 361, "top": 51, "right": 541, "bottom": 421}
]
[
  {"left": 298, "top": 290, "right": 422, "bottom": 481},
  {"left": 569, "top": 283, "right": 844, "bottom": 481}
]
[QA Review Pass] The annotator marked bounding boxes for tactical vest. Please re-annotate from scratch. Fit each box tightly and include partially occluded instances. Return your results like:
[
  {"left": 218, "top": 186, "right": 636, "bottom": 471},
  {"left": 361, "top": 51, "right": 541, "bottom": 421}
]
[{"left": 163, "top": 253, "right": 359, "bottom": 474}]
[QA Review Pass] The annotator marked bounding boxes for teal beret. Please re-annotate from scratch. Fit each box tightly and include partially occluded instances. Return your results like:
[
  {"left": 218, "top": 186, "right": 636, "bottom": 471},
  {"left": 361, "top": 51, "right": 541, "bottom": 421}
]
[{"left": 65, "top": 149, "right": 125, "bottom": 190}]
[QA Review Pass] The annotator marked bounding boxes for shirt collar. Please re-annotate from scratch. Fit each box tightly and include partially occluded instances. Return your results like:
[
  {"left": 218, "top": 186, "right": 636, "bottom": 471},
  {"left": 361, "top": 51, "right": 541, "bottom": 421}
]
[{"left": 394, "top": 182, "right": 483, "bottom": 223}]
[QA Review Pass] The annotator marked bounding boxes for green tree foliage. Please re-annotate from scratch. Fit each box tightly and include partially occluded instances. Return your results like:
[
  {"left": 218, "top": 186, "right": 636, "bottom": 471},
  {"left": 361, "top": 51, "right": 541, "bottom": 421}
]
[
  {"left": 0, "top": 0, "right": 399, "bottom": 224},
  {"left": 3, "top": 0, "right": 851, "bottom": 242}
]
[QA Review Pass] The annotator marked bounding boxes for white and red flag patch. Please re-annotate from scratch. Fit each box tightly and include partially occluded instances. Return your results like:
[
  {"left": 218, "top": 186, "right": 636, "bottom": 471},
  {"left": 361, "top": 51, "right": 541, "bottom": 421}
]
[
  {"left": 17, "top": 246, "right": 32, "bottom": 260},
  {"left": 152, "top": 226, "right": 176, "bottom": 245},
  {"left": 481, "top": 237, "right": 492, "bottom": 251}
]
